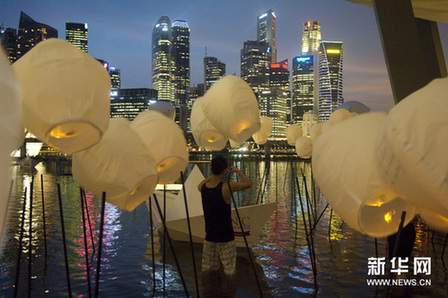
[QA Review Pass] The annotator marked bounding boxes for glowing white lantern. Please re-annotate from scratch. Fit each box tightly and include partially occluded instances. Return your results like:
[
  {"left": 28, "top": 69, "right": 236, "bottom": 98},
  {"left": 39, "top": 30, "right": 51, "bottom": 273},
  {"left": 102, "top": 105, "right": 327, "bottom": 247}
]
[
  {"left": 312, "top": 113, "right": 416, "bottom": 238},
  {"left": 295, "top": 136, "right": 313, "bottom": 159},
  {"left": 252, "top": 116, "right": 273, "bottom": 145},
  {"left": 202, "top": 75, "right": 260, "bottom": 143},
  {"left": 12, "top": 38, "right": 110, "bottom": 154},
  {"left": 149, "top": 100, "right": 175, "bottom": 121},
  {"left": 336, "top": 100, "right": 370, "bottom": 114},
  {"left": 329, "top": 108, "right": 351, "bottom": 125},
  {"left": 190, "top": 97, "right": 227, "bottom": 151},
  {"left": 310, "top": 123, "right": 323, "bottom": 141},
  {"left": 286, "top": 125, "right": 303, "bottom": 146},
  {"left": 0, "top": 50, "right": 23, "bottom": 242},
  {"left": 72, "top": 118, "right": 158, "bottom": 211},
  {"left": 375, "top": 77, "right": 448, "bottom": 218},
  {"left": 130, "top": 110, "right": 188, "bottom": 184}
]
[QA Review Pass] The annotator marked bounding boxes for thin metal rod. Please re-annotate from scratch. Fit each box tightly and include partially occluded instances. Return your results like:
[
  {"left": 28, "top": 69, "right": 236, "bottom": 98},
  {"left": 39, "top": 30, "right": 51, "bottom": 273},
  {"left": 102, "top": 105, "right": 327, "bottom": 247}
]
[
  {"left": 82, "top": 189, "right": 96, "bottom": 266},
  {"left": 57, "top": 184, "right": 72, "bottom": 297},
  {"left": 442, "top": 234, "right": 448, "bottom": 259},
  {"left": 14, "top": 187, "right": 27, "bottom": 298},
  {"left": 94, "top": 192, "right": 106, "bottom": 298},
  {"left": 153, "top": 194, "right": 190, "bottom": 296},
  {"left": 228, "top": 181, "right": 263, "bottom": 297},
  {"left": 391, "top": 211, "right": 407, "bottom": 259},
  {"left": 28, "top": 178, "right": 34, "bottom": 297},
  {"left": 40, "top": 175, "right": 47, "bottom": 263},
  {"left": 80, "top": 188, "right": 92, "bottom": 298},
  {"left": 162, "top": 185, "right": 166, "bottom": 293},
  {"left": 180, "top": 171, "right": 200, "bottom": 297},
  {"left": 147, "top": 197, "right": 156, "bottom": 295}
]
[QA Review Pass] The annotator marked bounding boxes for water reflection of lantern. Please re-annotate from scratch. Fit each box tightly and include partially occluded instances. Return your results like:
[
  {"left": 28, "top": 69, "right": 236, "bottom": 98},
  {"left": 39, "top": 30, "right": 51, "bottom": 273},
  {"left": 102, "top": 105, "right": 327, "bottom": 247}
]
[
  {"left": 312, "top": 113, "right": 416, "bottom": 238},
  {"left": 72, "top": 118, "right": 158, "bottom": 211},
  {"left": 252, "top": 116, "right": 273, "bottom": 145},
  {"left": 375, "top": 78, "right": 448, "bottom": 218},
  {"left": 0, "top": 50, "right": 23, "bottom": 242},
  {"left": 286, "top": 125, "right": 303, "bottom": 146},
  {"left": 201, "top": 75, "right": 260, "bottom": 144},
  {"left": 12, "top": 38, "right": 110, "bottom": 154},
  {"left": 190, "top": 97, "right": 227, "bottom": 151},
  {"left": 130, "top": 110, "right": 188, "bottom": 184}
]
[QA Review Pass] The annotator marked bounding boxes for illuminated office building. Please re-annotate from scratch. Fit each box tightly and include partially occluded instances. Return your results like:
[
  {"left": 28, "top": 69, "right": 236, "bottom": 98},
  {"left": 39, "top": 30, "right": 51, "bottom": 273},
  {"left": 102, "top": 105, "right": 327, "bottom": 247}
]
[
  {"left": 110, "top": 88, "right": 157, "bottom": 120},
  {"left": 0, "top": 27, "right": 18, "bottom": 62},
  {"left": 109, "top": 67, "right": 121, "bottom": 90},
  {"left": 259, "top": 88, "right": 287, "bottom": 138},
  {"left": 17, "top": 11, "right": 58, "bottom": 59},
  {"left": 257, "top": 9, "right": 276, "bottom": 63},
  {"left": 301, "top": 21, "right": 321, "bottom": 55},
  {"left": 318, "top": 41, "right": 344, "bottom": 122},
  {"left": 172, "top": 20, "right": 190, "bottom": 105},
  {"left": 152, "top": 16, "right": 175, "bottom": 105},
  {"left": 65, "top": 22, "right": 88, "bottom": 53},
  {"left": 240, "top": 40, "right": 270, "bottom": 97},
  {"left": 291, "top": 55, "right": 314, "bottom": 124},
  {"left": 204, "top": 56, "right": 225, "bottom": 91}
]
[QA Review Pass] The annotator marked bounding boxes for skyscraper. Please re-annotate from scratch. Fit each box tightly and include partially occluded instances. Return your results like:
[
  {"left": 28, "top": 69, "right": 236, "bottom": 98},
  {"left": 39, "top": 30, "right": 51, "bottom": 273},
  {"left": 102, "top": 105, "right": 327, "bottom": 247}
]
[
  {"left": 110, "top": 88, "right": 157, "bottom": 120},
  {"left": 318, "top": 41, "right": 344, "bottom": 122},
  {"left": 1, "top": 27, "right": 18, "bottom": 63},
  {"left": 65, "top": 22, "right": 88, "bottom": 53},
  {"left": 204, "top": 56, "right": 225, "bottom": 91},
  {"left": 257, "top": 9, "right": 276, "bottom": 63},
  {"left": 109, "top": 67, "right": 121, "bottom": 90},
  {"left": 301, "top": 21, "right": 321, "bottom": 55},
  {"left": 171, "top": 20, "right": 190, "bottom": 105},
  {"left": 240, "top": 40, "right": 270, "bottom": 97},
  {"left": 152, "top": 16, "right": 175, "bottom": 104},
  {"left": 291, "top": 55, "right": 315, "bottom": 124},
  {"left": 17, "top": 11, "right": 58, "bottom": 59}
]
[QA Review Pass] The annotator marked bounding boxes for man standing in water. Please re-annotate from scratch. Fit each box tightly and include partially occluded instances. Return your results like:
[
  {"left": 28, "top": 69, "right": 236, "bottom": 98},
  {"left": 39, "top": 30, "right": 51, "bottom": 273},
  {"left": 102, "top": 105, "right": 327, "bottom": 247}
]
[{"left": 198, "top": 156, "right": 252, "bottom": 278}]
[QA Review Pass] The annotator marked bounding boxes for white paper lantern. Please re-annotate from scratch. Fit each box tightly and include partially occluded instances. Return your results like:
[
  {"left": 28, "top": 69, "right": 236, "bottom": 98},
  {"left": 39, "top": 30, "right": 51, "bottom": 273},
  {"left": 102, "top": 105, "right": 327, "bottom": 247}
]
[
  {"left": 310, "top": 123, "right": 323, "bottom": 141},
  {"left": 130, "top": 110, "right": 188, "bottom": 184},
  {"left": 286, "top": 124, "right": 303, "bottom": 146},
  {"left": 295, "top": 136, "right": 313, "bottom": 159},
  {"left": 12, "top": 38, "right": 110, "bottom": 154},
  {"left": 313, "top": 113, "right": 416, "bottom": 238},
  {"left": 72, "top": 118, "right": 158, "bottom": 211},
  {"left": 252, "top": 116, "right": 273, "bottom": 145},
  {"left": 375, "top": 77, "right": 448, "bottom": 218},
  {"left": 202, "top": 75, "right": 260, "bottom": 143},
  {"left": 329, "top": 108, "right": 351, "bottom": 125},
  {"left": 419, "top": 209, "right": 448, "bottom": 233},
  {"left": 336, "top": 100, "right": 370, "bottom": 114},
  {"left": 149, "top": 100, "right": 176, "bottom": 121},
  {"left": 190, "top": 97, "right": 227, "bottom": 151},
  {"left": 0, "top": 50, "right": 23, "bottom": 242}
]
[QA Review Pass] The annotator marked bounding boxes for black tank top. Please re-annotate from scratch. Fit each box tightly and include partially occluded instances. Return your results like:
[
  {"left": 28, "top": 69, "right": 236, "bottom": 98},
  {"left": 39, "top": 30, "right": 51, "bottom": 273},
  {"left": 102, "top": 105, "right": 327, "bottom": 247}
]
[{"left": 201, "top": 182, "right": 234, "bottom": 242}]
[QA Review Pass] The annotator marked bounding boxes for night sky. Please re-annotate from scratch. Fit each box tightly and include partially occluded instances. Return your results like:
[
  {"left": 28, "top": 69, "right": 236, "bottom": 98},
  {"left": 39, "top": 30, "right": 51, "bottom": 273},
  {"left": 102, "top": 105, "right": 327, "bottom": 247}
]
[{"left": 2, "top": 0, "right": 448, "bottom": 112}]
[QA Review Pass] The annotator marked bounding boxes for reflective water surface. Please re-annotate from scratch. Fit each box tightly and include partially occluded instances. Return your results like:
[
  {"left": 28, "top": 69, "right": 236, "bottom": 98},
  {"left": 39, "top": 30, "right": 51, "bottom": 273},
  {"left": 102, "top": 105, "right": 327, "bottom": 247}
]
[{"left": 0, "top": 156, "right": 447, "bottom": 297}]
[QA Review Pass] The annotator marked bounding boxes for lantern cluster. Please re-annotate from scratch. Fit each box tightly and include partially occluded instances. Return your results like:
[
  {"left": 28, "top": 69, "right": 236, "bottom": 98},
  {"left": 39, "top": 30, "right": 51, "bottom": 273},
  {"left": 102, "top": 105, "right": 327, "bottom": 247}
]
[
  {"left": 312, "top": 78, "right": 448, "bottom": 237},
  {"left": 191, "top": 75, "right": 261, "bottom": 150}
]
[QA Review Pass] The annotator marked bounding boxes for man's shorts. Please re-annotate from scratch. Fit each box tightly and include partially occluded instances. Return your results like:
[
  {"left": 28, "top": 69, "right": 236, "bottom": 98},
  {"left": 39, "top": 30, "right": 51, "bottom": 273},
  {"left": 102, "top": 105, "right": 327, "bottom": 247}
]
[{"left": 202, "top": 240, "right": 236, "bottom": 276}]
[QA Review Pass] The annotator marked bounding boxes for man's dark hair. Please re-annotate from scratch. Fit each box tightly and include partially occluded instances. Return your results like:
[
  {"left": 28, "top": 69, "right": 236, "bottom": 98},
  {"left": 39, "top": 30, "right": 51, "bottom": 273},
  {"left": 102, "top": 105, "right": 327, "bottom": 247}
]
[{"left": 211, "top": 156, "right": 228, "bottom": 175}]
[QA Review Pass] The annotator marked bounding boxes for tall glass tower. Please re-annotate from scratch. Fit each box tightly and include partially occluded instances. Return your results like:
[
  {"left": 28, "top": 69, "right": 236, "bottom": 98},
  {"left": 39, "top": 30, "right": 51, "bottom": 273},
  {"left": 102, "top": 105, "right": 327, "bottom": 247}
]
[
  {"left": 240, "top": 40, "right": 270, "bottom": 97},
  {"left": 318, "top": 41, "right": 344, "bottom": 122},
  {"left": 301, "top": 21, "right": 321, "bottom": 55},
  {"left": 0, "top": 27, "right": 18, "bottom": 62},
  {"left": 204, "top": 56, "right": 225, "bottom": 91},
  {"left": 66, "top": 22, "right": 88, "bottom": 53},
  {"left": 17, "top": 11, "right": 58, "bottom": 59},
  {"left": 257, "top": 9, "right": 276, "bottom": 63},
  {"left": 152, "top": 16, "right": 175, "bottom": 104},
  {"left": 172, "top": 20, "right": 190, "bottom": 105}
]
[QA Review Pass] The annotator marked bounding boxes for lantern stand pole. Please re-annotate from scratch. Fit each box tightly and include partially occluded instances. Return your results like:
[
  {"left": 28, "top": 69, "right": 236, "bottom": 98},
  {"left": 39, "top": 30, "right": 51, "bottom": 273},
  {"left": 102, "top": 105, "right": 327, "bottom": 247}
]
[
  {"left": 13, "top": 187, "right": 27, "bottom": 298},
  {"left": 40, "top": 175, "right": 48, "bottom": 265},
  {"left": 328, "top": 208, "right": 333, "bottom": 244},
  {"left": 431, "top": 230, "right": 435, "bottom": 248},
  {"left": 256, "top": 166, "right": 267, "bottom": 205},
  {"left": 79, "top": 189, "right": 92, "bottom": 298},
  {"left": 81, "top": 189, "right": 96, "bottom": 266},
  {"left": 147, "top": 197, "right": 156, "bottom": 296},
  {"left": 227, "top": 181, "right": 263, "bottom": 297},
  {"left": 180, "top": 171, "right": 200, "bottom": 298},
  {"left": 306, "top": 203, "right": 329, "bottom": 238},
  {"left": 162, "top": 185, "right": 166, "bottom": 294},
  {"left": 375, "top": 238, "right": 379, "bottom": 259},
  {"left": 153, "top": 194, "right": 190, "bottom": 296},
  {"left": 28, "top": 178, "right": 34, "bottom": 297},
  {"left": 386, "top": 211, "right": 407, "bottom": 298},
  {"left": 57, "top": 183, "right": 72, "bottom": 297},
  {"left": 94, "top": 192, "right": 106, "bottom": 298},
  {"left": 295, "top": 177, "right": 318, "bottom": 291},
  {"left": 441, "top": 234, "right": 448, "bottom": 259}
]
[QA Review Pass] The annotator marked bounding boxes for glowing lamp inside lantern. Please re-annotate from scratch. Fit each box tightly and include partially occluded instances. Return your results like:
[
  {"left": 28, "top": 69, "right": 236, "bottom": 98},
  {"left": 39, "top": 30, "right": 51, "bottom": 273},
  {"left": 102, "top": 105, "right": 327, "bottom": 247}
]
[
  {"left": 384, "top": 210, "right": 395, "bottom": 223},
  {"left": 157, "top": 156, "right": 182, "bottom": 172},
  {"left": 200, "top": 130, "right": 226, "bottom": 150},
  {"left": 48, "top": 121, "right": 102, "bottom": 152},
  {"left": 127, "top": 175, "right": 159, "bottom": 211}
]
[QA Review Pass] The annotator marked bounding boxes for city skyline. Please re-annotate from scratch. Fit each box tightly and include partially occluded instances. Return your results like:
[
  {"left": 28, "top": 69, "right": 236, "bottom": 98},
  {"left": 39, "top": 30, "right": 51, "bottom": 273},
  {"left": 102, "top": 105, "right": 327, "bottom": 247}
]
[{"left": 2, "top": 0, "right": 448, "bottom": 113}]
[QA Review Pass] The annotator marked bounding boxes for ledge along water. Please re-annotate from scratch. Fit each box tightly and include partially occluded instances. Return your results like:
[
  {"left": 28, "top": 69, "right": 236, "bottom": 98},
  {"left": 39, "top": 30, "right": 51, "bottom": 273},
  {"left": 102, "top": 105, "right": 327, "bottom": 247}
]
[{"left": 0, "top": 154, "right": 447, "bottom": 297}]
